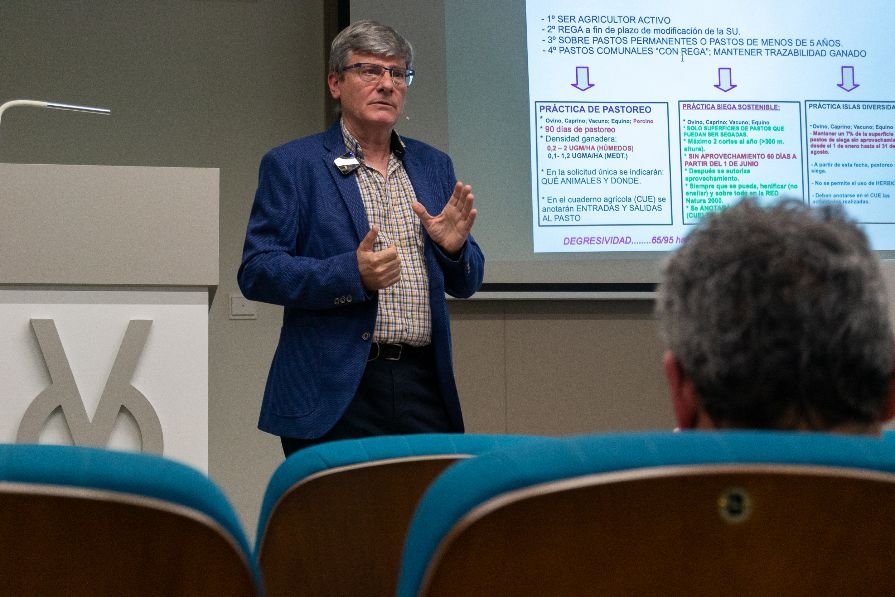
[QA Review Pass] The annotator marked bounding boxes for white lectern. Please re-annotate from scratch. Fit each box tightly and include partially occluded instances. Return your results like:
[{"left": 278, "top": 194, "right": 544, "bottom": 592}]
[{"left": 0, "top": 163, "right": 218, "bottom": 472}]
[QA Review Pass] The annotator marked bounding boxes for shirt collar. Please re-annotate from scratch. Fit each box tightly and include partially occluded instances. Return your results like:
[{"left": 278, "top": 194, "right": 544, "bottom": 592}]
[{"left": 340, "top": 121, "right": 406, "bottom": 163}]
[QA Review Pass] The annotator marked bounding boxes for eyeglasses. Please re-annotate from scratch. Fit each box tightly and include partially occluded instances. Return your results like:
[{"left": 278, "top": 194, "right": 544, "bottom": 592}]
[{"left": 341, "top": 63, "right": 415, "bottom": 87}]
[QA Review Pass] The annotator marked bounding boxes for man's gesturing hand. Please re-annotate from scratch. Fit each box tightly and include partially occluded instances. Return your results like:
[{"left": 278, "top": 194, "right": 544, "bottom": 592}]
[{"left": 411, "top": 181, "right": 477, "bottom": 256}]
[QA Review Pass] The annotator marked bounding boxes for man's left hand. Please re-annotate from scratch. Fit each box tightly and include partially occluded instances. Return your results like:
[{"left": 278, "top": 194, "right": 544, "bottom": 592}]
[{"left": 412, "top": 181, "right": 477, "bottom": 256}]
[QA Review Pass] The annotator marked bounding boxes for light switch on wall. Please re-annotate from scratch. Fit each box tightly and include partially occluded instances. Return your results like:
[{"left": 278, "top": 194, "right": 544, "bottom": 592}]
[{"left": 229, "top": 293, "right": 257, "bottom": 320}]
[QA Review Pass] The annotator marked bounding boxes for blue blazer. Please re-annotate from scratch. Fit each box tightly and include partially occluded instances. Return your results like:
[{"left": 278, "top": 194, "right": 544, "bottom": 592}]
[{"left": 238, "top": 121, "right": 485, "bottom": 439}]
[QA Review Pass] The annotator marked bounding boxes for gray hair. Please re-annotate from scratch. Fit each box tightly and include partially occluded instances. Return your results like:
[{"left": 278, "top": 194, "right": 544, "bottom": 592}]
[
  {"left": 656, "top": 197, "right": 894, "bottom": 429},
  {"left": 329, "top": 20, "right": 413, "bottom": 74}
]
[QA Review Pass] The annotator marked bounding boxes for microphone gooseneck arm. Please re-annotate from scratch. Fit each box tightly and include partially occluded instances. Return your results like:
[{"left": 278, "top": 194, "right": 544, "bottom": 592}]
[{"left": 0, "top": 99, "right": 110, "bottom": 130}]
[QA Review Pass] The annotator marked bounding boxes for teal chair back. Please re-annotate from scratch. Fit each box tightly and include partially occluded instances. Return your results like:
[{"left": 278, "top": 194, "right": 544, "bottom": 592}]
[
  {"left": 0, "top": 444, "right": 261, "bottom": 596},
  {"left": 255, "top": 433, "right": 541, "bottom": 597},
  {"left": 398, "top": 431, "right": 895, "bottom": 597}
]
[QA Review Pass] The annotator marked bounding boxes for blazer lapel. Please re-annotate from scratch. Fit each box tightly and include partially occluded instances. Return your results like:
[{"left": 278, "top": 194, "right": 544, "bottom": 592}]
[{"left": 322, "top": 121, "right": 369, "bottom": 243}]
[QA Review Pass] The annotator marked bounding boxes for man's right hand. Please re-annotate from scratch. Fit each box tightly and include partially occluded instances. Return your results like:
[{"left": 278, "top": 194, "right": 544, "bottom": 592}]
[{"left": 357, "top": 224, "right": 401, "bottom": 290}]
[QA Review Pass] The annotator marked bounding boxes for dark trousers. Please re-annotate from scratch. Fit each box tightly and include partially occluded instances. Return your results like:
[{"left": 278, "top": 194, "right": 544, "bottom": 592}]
[{"left": 280, "top": 343, "right": 453, "bottom": 457}]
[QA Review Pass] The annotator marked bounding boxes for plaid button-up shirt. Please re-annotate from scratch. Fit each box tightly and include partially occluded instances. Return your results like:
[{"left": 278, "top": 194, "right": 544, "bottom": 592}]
[{"left": 343, "top": 124, "right": 432, "bottom": 346}]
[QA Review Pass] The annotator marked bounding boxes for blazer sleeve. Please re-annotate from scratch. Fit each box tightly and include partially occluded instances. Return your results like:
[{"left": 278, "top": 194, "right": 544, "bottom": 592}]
[
  {"left": 434, "top": 237, "right": 485, "bottom": 299},
  {"left": 237, "top": 146, "right": 371, "bottom": 310}
]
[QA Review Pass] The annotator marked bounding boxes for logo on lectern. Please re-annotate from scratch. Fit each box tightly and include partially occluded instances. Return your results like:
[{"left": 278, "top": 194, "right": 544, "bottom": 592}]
[{"left": 16, "top": 318, "right": 164, "bottom": 453}]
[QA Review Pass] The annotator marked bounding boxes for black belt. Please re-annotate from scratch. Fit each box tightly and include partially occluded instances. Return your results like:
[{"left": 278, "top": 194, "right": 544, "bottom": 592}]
[{"left": 368, "top": 342, "right": 431, "bottom": 361}]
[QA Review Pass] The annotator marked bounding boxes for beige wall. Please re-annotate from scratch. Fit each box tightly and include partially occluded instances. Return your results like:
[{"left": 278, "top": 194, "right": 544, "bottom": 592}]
[
  {"left": 1, "top": 0, "right": 672, "bottom": 541},
  {"left": 452, "top": 299, "right": 671, "bottom": 435}
]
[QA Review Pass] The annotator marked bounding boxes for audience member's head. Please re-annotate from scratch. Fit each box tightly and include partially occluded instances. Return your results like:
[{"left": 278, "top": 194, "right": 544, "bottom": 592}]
[{"left": 656, "top": 197, "right": 895, "bottom": 434}]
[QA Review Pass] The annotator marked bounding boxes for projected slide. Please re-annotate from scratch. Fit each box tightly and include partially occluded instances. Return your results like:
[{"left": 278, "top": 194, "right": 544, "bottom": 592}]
[{"left": 527, "top": 0, "right": 895, "bottom": 252}]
